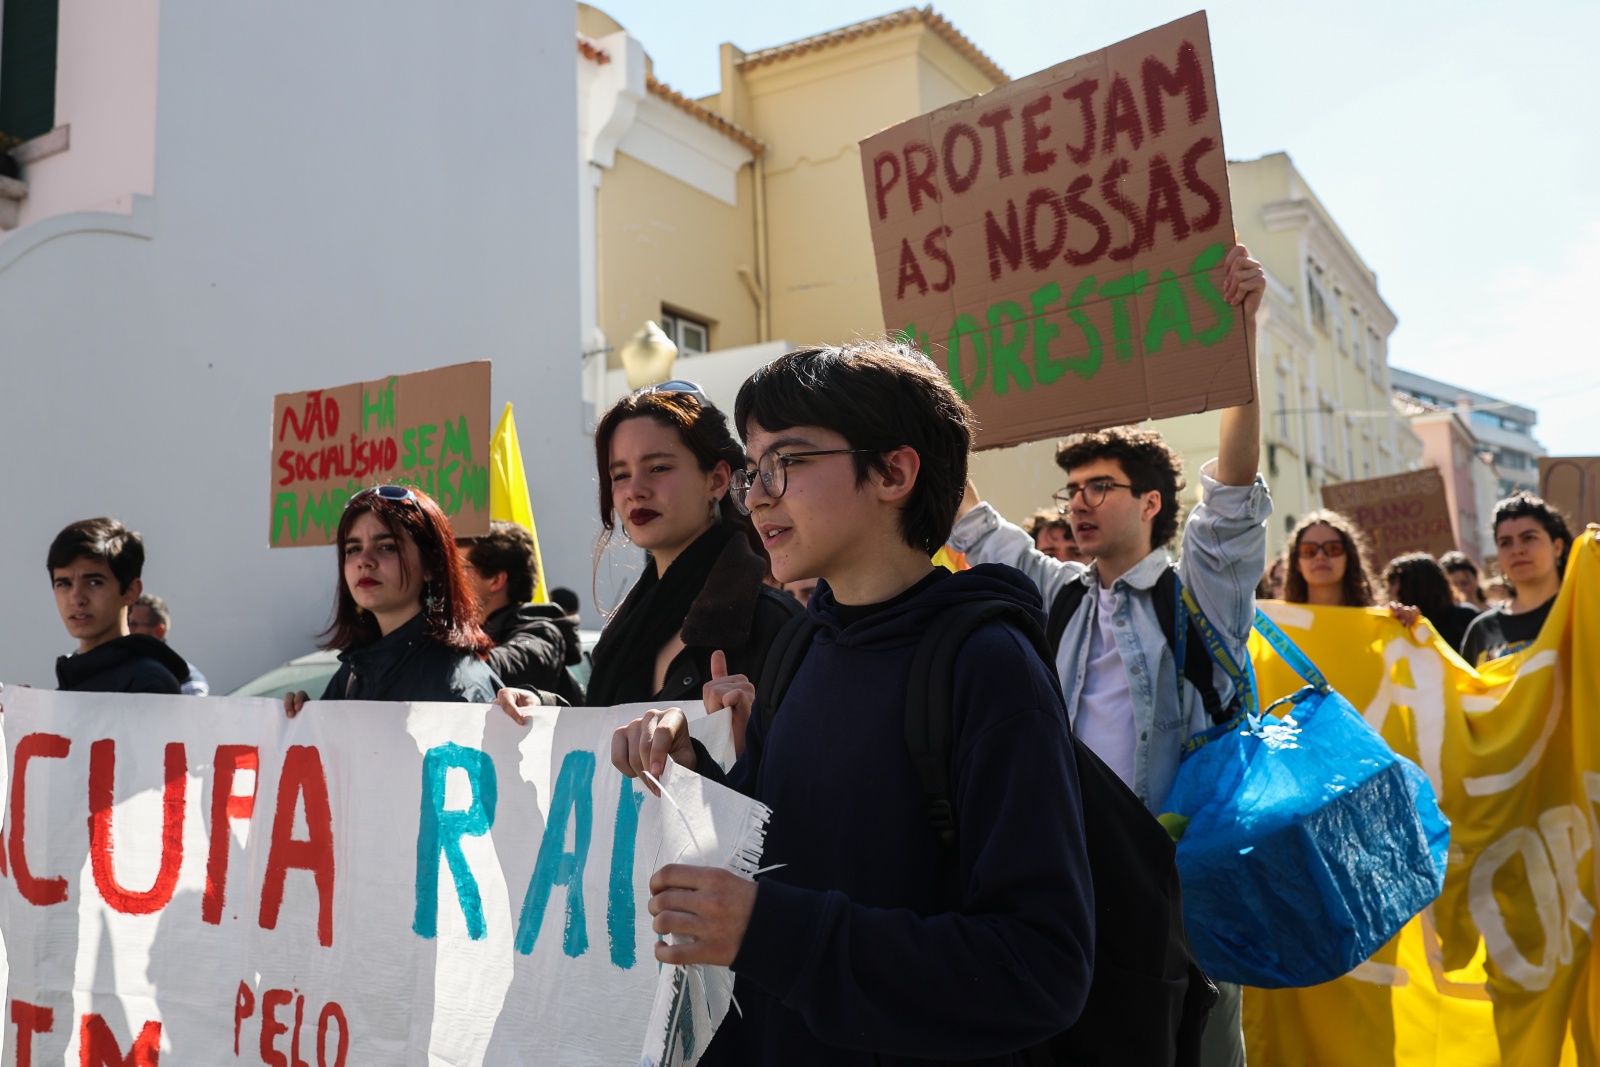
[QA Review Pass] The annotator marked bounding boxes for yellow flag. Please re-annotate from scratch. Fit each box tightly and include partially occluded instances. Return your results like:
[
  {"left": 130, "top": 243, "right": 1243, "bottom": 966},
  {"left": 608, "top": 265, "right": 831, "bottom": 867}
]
[
  {"left": 1240, "top": 533, "right": 1598, "bottom": 1066},
  {"left": 489, "top": 402, "right": 549, "bottom": 603}
]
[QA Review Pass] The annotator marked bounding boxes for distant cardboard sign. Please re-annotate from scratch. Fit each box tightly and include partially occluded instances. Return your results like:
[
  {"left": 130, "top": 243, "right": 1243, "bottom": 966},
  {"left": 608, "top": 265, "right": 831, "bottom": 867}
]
[
  {"left": 1320, "top": 468, "right": 1456, "bottom": 561},
  {"left": 860, "top": 11, "right": 1251, "bottom": 450},
  {"left": 270, "top": 361, "right": 492, "bottom": 547},
  {"left": 1539, "top": 456, "right": 1600, "bottom": 530}
]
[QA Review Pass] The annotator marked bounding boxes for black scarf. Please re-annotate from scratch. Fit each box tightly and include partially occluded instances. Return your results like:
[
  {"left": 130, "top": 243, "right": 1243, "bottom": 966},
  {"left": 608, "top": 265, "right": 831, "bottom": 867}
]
[{"left": 587, "top": 524, "right": 733, "bottom": 706}]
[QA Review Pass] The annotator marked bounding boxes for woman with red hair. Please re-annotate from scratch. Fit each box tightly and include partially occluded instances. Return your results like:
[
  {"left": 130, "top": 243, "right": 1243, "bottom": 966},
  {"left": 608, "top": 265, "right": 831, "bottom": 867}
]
[{"left": 284, "top": 485, "right": 500, "bottom": 713}]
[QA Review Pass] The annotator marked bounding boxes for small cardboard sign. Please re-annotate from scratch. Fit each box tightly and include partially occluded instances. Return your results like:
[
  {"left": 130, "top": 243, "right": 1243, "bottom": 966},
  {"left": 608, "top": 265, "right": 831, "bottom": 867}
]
[
  {"left": 859, "top": 11, "right": 1251, "bottom": 450},
  {"left": 269, "top": 361, "right": 492, "bottom": 547},
  {"left": 1320, "top": 468, "right": 1456, "bottom": 562},
  {"left": 1539, "top": 456, "right": 1600, "bottom": 530}
]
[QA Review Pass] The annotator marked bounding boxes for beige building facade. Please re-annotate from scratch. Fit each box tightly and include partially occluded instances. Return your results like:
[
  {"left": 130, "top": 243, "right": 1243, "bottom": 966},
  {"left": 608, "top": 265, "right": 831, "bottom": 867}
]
[{"left": 579, "top": 12, "right": 1422, "bottom": 561}]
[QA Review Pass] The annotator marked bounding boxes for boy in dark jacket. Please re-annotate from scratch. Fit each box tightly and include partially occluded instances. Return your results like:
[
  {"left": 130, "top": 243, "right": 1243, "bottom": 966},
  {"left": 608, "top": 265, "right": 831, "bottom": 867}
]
[
  {"left": 49, "top": 518, "right": 188, "bottom": 694},
  {"left": 608, "top": 344, "right": 1094, "bottom": 1066},
  {"left": 459, "top": 521, "right": 585, "bottom": 704}
]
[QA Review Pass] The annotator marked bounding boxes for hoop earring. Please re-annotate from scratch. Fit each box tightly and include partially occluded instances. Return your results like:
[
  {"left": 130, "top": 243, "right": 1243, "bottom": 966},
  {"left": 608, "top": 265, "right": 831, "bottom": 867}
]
[{"left": 710, "top": 496, "right": 724, "bottom": 523}]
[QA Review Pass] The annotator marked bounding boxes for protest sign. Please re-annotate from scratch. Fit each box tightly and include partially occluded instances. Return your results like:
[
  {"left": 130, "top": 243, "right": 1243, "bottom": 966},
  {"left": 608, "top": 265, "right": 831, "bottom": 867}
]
[
  {"left": 1539, "top": 455, "right": 1600, "bottom": 530},
  {"left": 1320, "top": 467, "right": 1456, "bottom": 561},
  {"left": 270, "top": 362, "right": 492, "bottom": 547},
  {"left": 0, "top": 690, "right": 761, "bottom": 1066},
  {"left": 1244, "top": 534, "right": 1599, "bottom": 1065},
  {"left": 859, "top": 12, "right": 1251, "bottom": 449}
]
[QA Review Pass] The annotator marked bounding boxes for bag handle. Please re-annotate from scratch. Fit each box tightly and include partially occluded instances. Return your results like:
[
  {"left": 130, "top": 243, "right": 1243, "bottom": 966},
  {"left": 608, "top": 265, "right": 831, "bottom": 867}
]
[{"left": 1250, "top": 607, "right": 1331, "bottom": 693}]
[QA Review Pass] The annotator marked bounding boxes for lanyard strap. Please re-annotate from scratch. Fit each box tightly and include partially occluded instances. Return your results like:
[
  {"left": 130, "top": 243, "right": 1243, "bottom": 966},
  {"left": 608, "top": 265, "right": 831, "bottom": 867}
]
[
  {"left": 1250, "top": 607, "right": 1331, "bottom": 692},
  {"left": 1176, "top": 577, "right": 1258, "bottom": 717}
]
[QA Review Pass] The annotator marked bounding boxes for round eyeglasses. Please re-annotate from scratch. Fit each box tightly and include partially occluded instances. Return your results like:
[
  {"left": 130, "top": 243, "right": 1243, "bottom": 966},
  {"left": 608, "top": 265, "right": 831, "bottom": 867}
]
[
  {"left": 1052, "top": 479, "right": 1135, "bottom": 511},
  {"left": 729, "top": 449, "right": 879, "bottom": 514}
]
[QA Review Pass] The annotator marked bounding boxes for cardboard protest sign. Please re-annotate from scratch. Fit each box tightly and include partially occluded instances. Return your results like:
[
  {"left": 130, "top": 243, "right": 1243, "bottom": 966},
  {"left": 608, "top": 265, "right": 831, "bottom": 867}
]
[
  {"left": 0, "top": 689, "right": 761, "bottom": 1066},
  {"left": 860, "top": 12, "right": 1251, "bottom": 449},
  {"left": 1320, "top": 467, "right": 1456, "bottom": 562},
  {"left": 270, "top": 361, "right": 492, "bottom": 547},
  {"left": 1539, "top": 455, "right": 1600, "bottom": 530}
]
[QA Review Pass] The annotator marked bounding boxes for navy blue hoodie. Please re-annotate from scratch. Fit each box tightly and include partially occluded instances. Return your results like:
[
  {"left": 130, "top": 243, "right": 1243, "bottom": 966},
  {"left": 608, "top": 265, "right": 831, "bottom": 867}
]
[{"left": 697, "top": 564, "right": 1094, "bottom": 1066}]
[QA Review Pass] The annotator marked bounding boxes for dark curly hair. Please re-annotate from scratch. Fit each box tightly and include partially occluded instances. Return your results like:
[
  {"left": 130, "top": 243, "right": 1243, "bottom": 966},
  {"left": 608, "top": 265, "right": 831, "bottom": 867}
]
[
  {"left": 1383, "top": 552, "right": 1456, "bottom": 620},
  {"left": 321, "top": 487, "right": 491, "bottom": 654},
  {"left": 1054, "top": 426, "right": 1187, "bottom": 549},
  {"left": 1282, "top": 510, "right": 1378, "bottom": 607},
  {"left": 1492, "top": 491, "right": 1573, "bottom": 577},
  {"left": 734, "top": 340, "right": 975, "bottom": 555}
]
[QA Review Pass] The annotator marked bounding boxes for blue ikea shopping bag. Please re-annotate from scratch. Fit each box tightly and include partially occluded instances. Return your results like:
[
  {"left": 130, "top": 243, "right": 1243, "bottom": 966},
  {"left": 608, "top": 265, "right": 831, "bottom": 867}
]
[{"left": 1160, "top": 605, "right": 1450, "bottom": 989}]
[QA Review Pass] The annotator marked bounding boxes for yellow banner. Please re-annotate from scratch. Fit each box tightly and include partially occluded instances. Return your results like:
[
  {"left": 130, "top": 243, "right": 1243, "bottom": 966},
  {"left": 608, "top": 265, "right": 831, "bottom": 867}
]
[{"left": 1241, "top": 532, "right": 1598, "bottom": 1066}]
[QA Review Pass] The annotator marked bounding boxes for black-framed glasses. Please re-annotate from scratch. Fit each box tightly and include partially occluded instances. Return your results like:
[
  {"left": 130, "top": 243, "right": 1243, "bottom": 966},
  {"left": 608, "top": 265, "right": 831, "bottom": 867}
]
[
  {"left": 730, "top": 449, "right": 879, "bottom": 514},
  {"left": 1052, "top": 479, "right": 1135, "bottom": 511},
  {"left": 346, "top": 484, "right": 419, "bottom": 509},
  {"left": 637, "top": 379, "right": 709, "bottom": 405}
]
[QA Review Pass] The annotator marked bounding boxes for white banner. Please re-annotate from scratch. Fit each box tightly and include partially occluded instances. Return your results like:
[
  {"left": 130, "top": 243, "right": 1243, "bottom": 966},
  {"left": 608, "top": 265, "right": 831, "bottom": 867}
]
[{"left": 0, "top": 687, "right": 764, "bottom": 1066}]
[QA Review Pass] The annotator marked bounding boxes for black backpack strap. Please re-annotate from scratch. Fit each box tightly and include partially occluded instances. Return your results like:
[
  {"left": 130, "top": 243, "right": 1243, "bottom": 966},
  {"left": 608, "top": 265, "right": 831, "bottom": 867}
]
[
  {"left": 1043, "top": 578, "right": 1089, "bottom": 653},
  {"left": 755, "top": 612, "right": 822, "bottom": 738},
  {"left": 905, "top": 600, "right": 1052, "bottom": 902},
  {"left": 1154, "top": 567, "right": 1233, "bottom": 726}
]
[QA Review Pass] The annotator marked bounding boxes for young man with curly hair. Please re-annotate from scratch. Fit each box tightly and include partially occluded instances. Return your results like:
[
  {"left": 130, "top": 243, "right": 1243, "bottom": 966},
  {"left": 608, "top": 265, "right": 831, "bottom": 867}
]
[
  {"left": 1460, "top": 492, "right": 1573, "bottom": 665},
  {"left": 949, "top": 244, "right": 1270, "bottom": 1067}
]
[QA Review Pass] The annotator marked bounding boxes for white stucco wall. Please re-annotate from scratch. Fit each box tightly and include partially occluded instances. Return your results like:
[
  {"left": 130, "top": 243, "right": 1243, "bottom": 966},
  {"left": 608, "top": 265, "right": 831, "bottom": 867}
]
[{"left": 0, "top": 2, "right": 590, "bottom": 691}]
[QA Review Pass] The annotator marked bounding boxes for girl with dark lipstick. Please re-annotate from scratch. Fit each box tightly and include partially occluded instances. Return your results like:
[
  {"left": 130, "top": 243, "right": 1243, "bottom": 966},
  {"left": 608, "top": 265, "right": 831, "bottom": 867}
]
[
  {"left": 283, "top": 485, "right": 502, "bottom": 714},
  {"left": 582, "top": 383, "right": 798, "bottom": 717}
]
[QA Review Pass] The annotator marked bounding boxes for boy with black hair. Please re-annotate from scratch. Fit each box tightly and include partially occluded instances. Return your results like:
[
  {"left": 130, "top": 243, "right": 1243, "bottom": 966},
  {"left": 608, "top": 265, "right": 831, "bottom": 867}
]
[
  {"left": 458, "top": 521, "right": 585, "bottom": 704},
  {"left": 49, "top": 518, "right": 189, "bottom": 694},
  {"left": 949, "top": 245, "right": 1269, "bottom": 1067},
  {"left": 607, "top": 341, "right": 1095, "bottom": 1066},
  {"left": 1461, "top": 492, "right": 1573, "bottom": 665}
]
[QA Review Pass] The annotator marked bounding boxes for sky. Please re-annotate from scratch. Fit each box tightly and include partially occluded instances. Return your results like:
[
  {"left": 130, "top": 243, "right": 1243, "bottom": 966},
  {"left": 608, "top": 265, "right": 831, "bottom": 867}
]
[{"left": 590, "top": 0, "right": 1597, "bottom": 456}]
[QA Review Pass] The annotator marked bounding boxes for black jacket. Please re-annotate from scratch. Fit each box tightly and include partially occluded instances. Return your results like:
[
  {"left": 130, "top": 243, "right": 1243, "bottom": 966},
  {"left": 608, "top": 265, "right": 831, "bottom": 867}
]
[
  {"left": 482, "top": 602, "right": 585, "bottom": 704},
  {"left": 651, "top": 534, "right": 800, "bottom": 702},
  {"left": 696, "top": 566, "right": 1094, "bottom": 1066},
  {"left": 320, "top": 613, "right": 502, "bottom": 703},
  {"left": 57, "top": 635, "right": 189, "bottom": 694}
]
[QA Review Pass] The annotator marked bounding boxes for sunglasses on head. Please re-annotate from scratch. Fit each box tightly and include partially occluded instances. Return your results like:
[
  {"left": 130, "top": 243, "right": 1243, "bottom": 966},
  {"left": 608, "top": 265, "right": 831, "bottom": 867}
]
[
  {"left": 1297, "top": 539, "right": 1346, "bottom": 559},
  {"left": 636, "top": 379, "right": 709, "bottom": 405},
  {"left": 345, "top": 485, "right": 419, "bottom": 509}
]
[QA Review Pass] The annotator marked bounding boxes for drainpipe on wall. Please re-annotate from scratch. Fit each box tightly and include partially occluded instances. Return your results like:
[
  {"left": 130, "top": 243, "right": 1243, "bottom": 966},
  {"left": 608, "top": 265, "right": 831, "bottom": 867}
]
[{"left": 749, "top": 152, "right": 771, "bottom": 343}]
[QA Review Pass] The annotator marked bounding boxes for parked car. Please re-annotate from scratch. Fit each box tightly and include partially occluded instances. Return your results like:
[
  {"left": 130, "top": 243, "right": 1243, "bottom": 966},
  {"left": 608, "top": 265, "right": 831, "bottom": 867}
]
[{"left": 229, "top": 631, "right": 602, "bottom": 700}]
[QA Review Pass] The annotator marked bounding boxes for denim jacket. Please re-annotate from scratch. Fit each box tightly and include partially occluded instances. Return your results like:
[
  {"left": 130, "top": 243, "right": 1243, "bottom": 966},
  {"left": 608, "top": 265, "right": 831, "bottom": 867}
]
[{"left": 949, "top": 460, "right": 1272, "bottom": 813}]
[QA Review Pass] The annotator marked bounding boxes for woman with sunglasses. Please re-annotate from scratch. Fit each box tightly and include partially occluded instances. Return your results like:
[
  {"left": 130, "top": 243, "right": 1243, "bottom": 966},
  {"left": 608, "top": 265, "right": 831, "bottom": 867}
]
[
  {"left": 1280, "top": 510, "right": 1378, "bottom": 607},
  {"left": 581, "top": 382, "right": 798, "bottom": 721},
  {"left": 283, "top": 485, "right": 501, "bottom": 714}
]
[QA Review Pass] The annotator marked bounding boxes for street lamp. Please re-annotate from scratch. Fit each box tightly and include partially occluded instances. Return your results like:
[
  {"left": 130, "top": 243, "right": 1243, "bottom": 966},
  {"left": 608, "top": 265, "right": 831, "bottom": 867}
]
[{"left": 618, "top": 321, "right": 679, "bottom": 390}]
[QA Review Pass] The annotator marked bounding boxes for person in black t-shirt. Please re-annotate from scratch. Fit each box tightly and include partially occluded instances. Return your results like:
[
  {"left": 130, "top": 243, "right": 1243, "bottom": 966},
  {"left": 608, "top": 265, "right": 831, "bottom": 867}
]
[{"left": 1461, "top": 493, "right": 1572, "bottom": 666}]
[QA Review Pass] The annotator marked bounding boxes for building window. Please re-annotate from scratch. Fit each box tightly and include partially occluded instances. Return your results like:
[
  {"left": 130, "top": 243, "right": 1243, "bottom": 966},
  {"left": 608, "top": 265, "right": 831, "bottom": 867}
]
[
  {"left": 0, "top": 0, "right": 60, "bottom": 143},
  {"left": 661, "top": 310, "right": 709, "bottom": 355},
  {"left": 1306, "top": 263, "right": 1328, "bottom": 332}
]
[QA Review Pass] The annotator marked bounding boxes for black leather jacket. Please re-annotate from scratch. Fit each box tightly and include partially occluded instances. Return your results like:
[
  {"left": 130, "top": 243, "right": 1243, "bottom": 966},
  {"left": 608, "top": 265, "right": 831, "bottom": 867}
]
[{"left": 320, "top": 613, "right": 502, "bottom": 703}]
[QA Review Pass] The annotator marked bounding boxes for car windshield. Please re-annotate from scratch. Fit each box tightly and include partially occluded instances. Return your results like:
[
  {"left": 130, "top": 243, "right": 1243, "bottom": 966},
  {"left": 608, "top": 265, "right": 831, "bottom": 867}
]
[{"left": 230, "top": 662, "right": 341, "bottom": 700}]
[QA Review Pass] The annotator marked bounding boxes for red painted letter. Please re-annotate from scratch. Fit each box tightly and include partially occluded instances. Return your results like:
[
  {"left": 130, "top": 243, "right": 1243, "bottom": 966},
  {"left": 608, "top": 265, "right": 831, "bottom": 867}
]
[
  {"left": 88, "top": 740, "right": 186, "bottom": 915},
  {"left": 260, "top": 990, "right": 292, "bottom": 1067},
  {"left": 234, "top": 982, "right": 256, "bottom": 1056},
  {"left": 259, "top": 746, "right": 336, "bottom": 947},
  {"left": 317, "top": 1002, "right": 349, "bottom": 1067},
  {"left": 79, "top": 1014, "right": 160, "bottom": 1067},
  {"left": 204, "top": 746, "right": 259, "bottom": 924},
  {"left": 11, "top": 733, "right": 71, "bottom": 905},
  {"left": 11, "top": 999, "right": 55, "bottom": 1067}
]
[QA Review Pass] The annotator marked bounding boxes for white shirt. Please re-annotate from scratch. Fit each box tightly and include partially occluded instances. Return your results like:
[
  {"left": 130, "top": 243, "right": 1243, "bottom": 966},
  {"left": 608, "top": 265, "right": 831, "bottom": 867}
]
[{"left": 1074, "top": 584, "right": 1137, "bottom": 787}]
